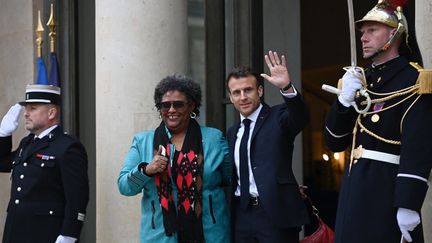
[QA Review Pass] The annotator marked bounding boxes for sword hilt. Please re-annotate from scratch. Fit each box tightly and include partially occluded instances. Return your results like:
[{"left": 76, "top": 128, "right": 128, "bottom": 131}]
[{"left": 321, "top": 66, "right": 371, "bottom": 114}]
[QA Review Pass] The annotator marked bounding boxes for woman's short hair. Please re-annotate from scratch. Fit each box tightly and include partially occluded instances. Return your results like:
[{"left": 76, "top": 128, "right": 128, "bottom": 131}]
[{"left": 154, "top": 74, "right": 202, "bottom": 116}]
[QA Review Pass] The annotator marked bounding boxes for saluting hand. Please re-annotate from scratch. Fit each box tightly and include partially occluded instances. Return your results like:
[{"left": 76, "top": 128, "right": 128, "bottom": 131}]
[
  {"left": 146, "top": 145, "right": 169, "bottom": 175},
  {"left": 0, "top": 104, "right": 22, "bottom": 137},
  {"left": 261, "top": 50, "right": 292, "bottom": 90}
]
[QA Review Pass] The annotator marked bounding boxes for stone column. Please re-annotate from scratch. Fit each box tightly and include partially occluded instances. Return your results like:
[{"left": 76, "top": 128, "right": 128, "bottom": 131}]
[
  {"left": 0, "top": 1, "right": 33, "bottom": 239},
  {"left": 95, "top": 1, "right": 188, "bottom": 242},
  {"left": 416, "top": 0, "right": 432, "bottom": 241},
  {"left": 416, "top": 0, "right": 432, "bottom": 68}
]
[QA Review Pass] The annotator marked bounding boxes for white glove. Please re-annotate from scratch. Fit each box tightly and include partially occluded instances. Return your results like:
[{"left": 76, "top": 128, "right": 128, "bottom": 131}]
[
  {"left": 397, "top": 207, "right": 421, "bottom": 242},
  {"left": 338, "top": 69, "right": 363, "bottom": 107},
  {"left": 55, "top": 235, "right": 77, "bottom": 243},
  {"left": 0, "top": 104, "right": 22, "bottom": 137}
]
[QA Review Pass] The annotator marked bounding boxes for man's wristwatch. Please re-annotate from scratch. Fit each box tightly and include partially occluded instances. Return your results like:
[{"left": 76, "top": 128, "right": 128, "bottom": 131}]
[{"left": 280, "top": 82, "right": 293, "bottom": 93}]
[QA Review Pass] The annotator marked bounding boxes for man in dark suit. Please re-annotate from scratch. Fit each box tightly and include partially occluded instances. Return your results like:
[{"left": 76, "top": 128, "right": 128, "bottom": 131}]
[
  {"left": 0, "top": 84, "right": 89, "bottom": 243},
  {"left": 226, "top": 51, "right": 309, "bottom": 242}
]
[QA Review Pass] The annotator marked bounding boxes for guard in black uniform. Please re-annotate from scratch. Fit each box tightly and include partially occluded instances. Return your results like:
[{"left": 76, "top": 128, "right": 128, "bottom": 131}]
[
  {"left": 324, "top": 1, "right": 432, "bottom": 243},
  {"left": 0, "top": 84, "right": 89, "bottom": 243}
]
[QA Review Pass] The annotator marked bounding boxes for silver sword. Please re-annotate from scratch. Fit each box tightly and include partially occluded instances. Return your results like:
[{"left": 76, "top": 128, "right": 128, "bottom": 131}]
[
  {"left": 322, "top": 0, "right": 371, "bottom": 114},
  {"left": 347, "top": 0, "right": 356, "bottom": 67}
]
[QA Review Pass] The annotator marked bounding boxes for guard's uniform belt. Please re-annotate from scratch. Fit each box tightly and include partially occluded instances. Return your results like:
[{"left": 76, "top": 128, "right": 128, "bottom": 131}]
[{"left": 353, "top": 146, "right": 400, "bottom": 165}]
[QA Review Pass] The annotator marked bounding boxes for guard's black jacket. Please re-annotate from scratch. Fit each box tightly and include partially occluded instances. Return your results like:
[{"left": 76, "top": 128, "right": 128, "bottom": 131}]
[
  {"left": 324, "top": 56, "right": 432, "bottom": 243},
  {"left": 0, "top": 126, "right": 89, "bottom": 243}
]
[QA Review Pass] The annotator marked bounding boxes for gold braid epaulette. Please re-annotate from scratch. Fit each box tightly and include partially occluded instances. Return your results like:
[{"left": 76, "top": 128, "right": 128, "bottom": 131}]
[{"left": 410, "top": 62, "right": 432, "bottom": 94}]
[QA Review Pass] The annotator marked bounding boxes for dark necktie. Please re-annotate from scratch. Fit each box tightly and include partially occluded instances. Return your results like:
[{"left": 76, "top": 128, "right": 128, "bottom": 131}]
[
  {"left": 240, "top": 118, "right": 251, "bottom": 209},
  {"left": 22, "top": 136, "right": 39, "bottom": 158},
  {"left": 31, "top": 136, "right": 41, "bottom": 146}
]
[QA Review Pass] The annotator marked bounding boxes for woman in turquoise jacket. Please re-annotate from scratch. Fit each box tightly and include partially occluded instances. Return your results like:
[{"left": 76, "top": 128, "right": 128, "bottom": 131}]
[{"left": 118, "top": 74, "right": 231, "bottom": 243}]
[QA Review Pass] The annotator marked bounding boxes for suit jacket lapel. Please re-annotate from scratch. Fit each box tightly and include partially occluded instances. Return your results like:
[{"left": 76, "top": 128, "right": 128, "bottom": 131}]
[
  {"left": 21, "top": 138, "right": 49, "bottom": 162},
  {"left": 16, "top": 135, "right": 34, "bottom": 163},
  {"left": 21, "top": 126, "right": 62, "bottom": 161},
  {"left": 20, "top": 135, "right": 33, "bottom": 150},
  {"left": 228, "top": 123, "right": 241, "bottom": 186},
  {"left": 228, "top": 123, "right": 240, "bottom": 167},
  {"left": 251, "top": 103, "right": 270, "bottom": 142}
]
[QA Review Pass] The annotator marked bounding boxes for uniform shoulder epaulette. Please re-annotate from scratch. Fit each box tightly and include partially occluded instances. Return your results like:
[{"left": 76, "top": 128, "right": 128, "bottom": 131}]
[
  {"left": 410, "top": 62, "right": 423, "bottom": 70},
  {"left": 411, "top": 62, "right": 432, "bottom": 94}
]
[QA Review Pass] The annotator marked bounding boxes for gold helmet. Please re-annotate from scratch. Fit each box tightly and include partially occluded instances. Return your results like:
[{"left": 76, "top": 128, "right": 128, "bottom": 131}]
[{"left": 356, "top": 0, "right": 409, "bottom": 53}]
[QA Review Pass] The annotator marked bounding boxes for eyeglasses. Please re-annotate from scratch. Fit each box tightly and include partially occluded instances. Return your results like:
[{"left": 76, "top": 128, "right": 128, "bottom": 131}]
[{"left": 157, "top": 101, "right": 188, "bottom": 111}]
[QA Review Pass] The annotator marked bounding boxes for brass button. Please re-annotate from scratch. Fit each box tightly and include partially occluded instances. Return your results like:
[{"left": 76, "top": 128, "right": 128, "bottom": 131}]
[
  {"left": 371, "top": 114, "right": 380, "bottom": 123},
  {"left": 17, "top": 187, "right": 21, "bottom": 192},
  {"left": 377, "top": 77, "right": 382, "bottom": 83},
  {"left": 23, "top": 162, "right": 27, "bottom": 167},
  {"left": 15, "top": 199, "right": 19, "bottom": 204},
  {"left": 20, "top": 174, "right": 24, "bottom": 179},
  {"left": 353, "top": 145, "right": 364, "bottom": 159}
]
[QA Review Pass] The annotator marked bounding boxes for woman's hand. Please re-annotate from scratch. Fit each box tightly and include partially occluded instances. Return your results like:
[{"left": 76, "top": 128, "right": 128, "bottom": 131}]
[{"left": 146, "top": 145, "right": 169, "bottom": 175}]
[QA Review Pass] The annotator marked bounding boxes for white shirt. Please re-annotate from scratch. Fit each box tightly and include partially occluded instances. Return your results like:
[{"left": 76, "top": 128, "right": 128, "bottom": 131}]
[
  {"left": 234, "top": 104, "right": 262, "bottom": 197},
  {"left": 35, "top": 125, "right": 58, "bottom": 139}
]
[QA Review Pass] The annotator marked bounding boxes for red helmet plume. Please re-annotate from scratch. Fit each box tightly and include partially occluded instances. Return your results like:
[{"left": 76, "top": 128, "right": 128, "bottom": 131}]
[{"left": 385, "top": 0, "right": 408, "bottom": 9}]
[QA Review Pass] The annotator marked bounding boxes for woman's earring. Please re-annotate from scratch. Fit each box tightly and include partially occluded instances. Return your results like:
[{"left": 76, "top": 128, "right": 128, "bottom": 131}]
[
  {"left": 159, "top": 114, "right": 162, "bottom": 119},
  {"left": 190, "top": 111, "right": 197, "bottom": 119}
]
